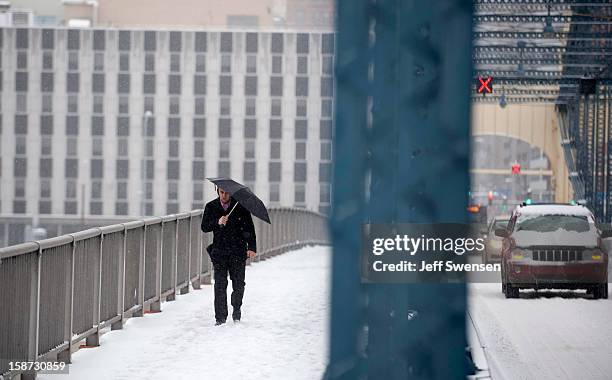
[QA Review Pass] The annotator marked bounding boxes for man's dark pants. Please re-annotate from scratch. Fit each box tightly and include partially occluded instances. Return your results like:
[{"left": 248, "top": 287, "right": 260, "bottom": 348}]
[{"left": 212, "top": 252, "right": 246, "bottom": 321}]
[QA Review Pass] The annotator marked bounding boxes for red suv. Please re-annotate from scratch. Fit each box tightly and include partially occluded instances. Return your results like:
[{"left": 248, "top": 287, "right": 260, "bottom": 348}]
[{"left": 496, "top": 203, "right": 611, "bottom": 299}]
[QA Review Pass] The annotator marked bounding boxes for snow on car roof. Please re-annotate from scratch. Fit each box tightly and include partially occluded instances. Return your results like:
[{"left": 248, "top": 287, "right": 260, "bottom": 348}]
[{"left": 515, "top": 204, "right": 593, "bottom": 217}]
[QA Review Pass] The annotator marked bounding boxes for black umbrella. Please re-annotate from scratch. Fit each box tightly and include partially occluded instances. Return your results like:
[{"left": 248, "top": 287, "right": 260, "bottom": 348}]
[{"left": 207, "top": 177, "right": 271, "bottom": 224}]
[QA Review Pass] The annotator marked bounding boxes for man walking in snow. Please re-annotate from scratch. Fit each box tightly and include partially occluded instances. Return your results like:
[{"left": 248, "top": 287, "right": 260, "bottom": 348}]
[{"left": 201, "top": 186, "right": 257, "bottom": 325}]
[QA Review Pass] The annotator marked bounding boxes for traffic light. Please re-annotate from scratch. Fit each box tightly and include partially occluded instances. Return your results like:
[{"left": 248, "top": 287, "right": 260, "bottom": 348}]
[
  {"left": 511, "top": 163, "right": 521, "bottom": 174},
  {"left": 487, "top": 191, "right": 493, "bottom": 206}
]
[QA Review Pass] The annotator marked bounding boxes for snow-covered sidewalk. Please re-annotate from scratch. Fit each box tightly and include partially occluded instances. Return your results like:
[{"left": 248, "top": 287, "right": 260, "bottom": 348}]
[{"left": 41, "top": 246, "right": 331, "bottom": 380}]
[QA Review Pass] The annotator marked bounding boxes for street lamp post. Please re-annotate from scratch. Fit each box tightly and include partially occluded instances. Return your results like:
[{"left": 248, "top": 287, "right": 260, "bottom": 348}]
[{"left": 142, "top": 110, "right": 153, "bottom": 216}]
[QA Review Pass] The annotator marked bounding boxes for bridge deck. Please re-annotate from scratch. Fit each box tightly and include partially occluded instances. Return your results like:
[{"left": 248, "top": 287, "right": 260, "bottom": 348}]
[{"left": 39, "top": 246, "right": 331, "bottom": 380}]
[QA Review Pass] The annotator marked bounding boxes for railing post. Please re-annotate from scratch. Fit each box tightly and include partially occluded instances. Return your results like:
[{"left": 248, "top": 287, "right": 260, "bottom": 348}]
[
  {"left": 111, "top": 229, "right": 126, "bottom": 331},
  {"left": 24, "top": 249, "right": 41, "bottom": 380},
  {"left": 58, "top": 241, "right": 75, "bottom": 364},
  {"left": 134, "top": 225, "right": 146, "bottom": 317},
  {"left": 151, "top": 221, "right": 163, "bottom": 312}
]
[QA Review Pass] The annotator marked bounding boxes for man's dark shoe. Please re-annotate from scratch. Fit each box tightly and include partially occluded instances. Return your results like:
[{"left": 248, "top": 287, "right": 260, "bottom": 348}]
[
  {"left": 215, "top": 319, "right": 226, "bottom": 326},
  {"left": 232, "top": 309, "right": 241, "bottom": 322}
]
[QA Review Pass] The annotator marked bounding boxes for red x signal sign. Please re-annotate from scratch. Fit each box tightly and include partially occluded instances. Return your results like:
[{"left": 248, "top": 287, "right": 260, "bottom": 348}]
[{"left": 477, "top": 76, "right": 493, "bottom": 94}]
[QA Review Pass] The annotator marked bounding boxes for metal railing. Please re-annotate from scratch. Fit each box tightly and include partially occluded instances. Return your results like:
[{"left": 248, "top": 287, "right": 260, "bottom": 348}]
[{"left": 0, "top": 207, "right": 329, "bottom": 379}]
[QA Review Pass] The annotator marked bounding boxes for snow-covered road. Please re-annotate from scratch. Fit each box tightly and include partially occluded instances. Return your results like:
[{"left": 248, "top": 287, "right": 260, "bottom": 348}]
[
  {"left": 469, "top": 283, "right": 612, "bottom": 380},
  {"left": 41, "top": 246, "right": 331, "bottom": 380}
]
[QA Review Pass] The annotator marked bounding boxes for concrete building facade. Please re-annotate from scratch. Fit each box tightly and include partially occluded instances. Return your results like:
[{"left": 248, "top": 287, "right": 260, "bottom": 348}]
[{"left": 0, "top": 26, "right": 335, "bottom": 246}]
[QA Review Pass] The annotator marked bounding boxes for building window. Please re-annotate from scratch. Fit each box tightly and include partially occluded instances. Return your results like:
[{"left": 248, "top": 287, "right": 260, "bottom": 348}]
[
  {"left": 295, "top": 184, "right": 306, "bottom": 204},
  {"left": 195, "top": 32, "right": 207, "bottom": 52},
  {"left": 118, "top": 73, "right": 130, "bottom": 94},
  {"left": 16, "top": 51, "right": 27, "bottom": 69},
  {"left": 195, "top": 54, "right": 206, "bottom": 72},
  {"left": 319, "top": 163, "right": 332, "bottom": 182},
  {"left": 270, "top": 141, "right": 281, "bottom": 159},
  {"left": 296, "top": 98, "right": 307, "bottom": 117},
  {"left": 193, "top": 183, "right": 204, "bottom": 201},
  {"left": 117, "top": 181, "right": 128, "bottom": 200},
  {"left": 93, "top": 52, "right": 104, "bottom": 71},
  {"left": 168, "top": 182, "right": 178, "bottom": 200},
  {"left": 119, "top": 53, "right": 130, "bottom": 71},
  {"left": 296, "top": 142, "right": 306, "bottom": 160},
  {"left": 42, "top": 94, "right": 53, "bottom": 113},
  {"left": 16, "top": 136, "right": 26, "bottom": 155},
  {"left": 195, "top": 97, "right": 205, "bottom": 115},
  {"left": 93, "top": 95, "right": 104, "bottom": 114},
  {"left": 272, "top": 56, "right": 282, "bottom": 74},
  {"left": 66, "top": 115, "right": 79, "bottom": 135},
  {"left": 68, "top": 51, "right": 79, "bottom": 70},
  {"left": 295, "top": 119, "right": 308, "bottom": 139},
  {"left": 144, "top": 96, "right": 155, "bottom": 113},
  {"left": 322, "top": 33, "right": 335, "bottom": 54},
  {"left": 145, "top": 53, "right": 155, "bottom": 71},
  {"left": 269, "top": 183, "right": 280, "bottom": 203},
  {"left": 320, "top": 183, "right": 331, "bottom": 203},
  {"left": 167, "top": 160, "right": 180, "bottom": 180},
  {"left": 244, "top": 162, "right": 256, "bottom": 181},
  {"left": 14, "top": 158, "right": 27, "bottom": 177},
  {"left": 320, "top": 119, "right": 332, "bottom": 139},
  {"left": 119, "top": 31, "right": 131, "bottom": 50},
  {"left": 42, "top": 51, "right": 53, "bottom": 70},
  {"left": 245, "top": 76, "right": 257, "bottom": 96},
  {"left": 42, "top": 29, "right": 54, "bottom": 49},
  {"left": 271, "top": 33, "right": 283, "bottom": 53},
  {"left": 297, "top": 33, "right": 309, "bottom": 54},
  {"left": 219, "top": 140, "right": 230, "bottom": 158},
  {"left": 269, "top": 162, "right": 281, "bottom": 182},
  {"left": 322, "top": 99, "right": 333, "bottom": 117},
  {"left": 218, "top": 161, "right": 231, "bottom": 177},
  {"left": 271, "top": 98, "right": 281, "bottom": 116},
  {"left": 321, "top": 141, "right": 332, "bottom": 160},
  {"left": 270, "top": 76, "right": 283, "bottom": 96},
  {"left": 92, "top": 138, "right": 104, "bottom": 156},
  {"left": 169, "top": 139, "right": 179, "bottom": 157},
  {"left": 91, "top": 181, "right": 102, "bottom": 199},
  {"left": 296, "top": 77, "right": 308, "bottom": 97},
  {"left": 270, "top": 119, "right": 282, "bottom": 139},
  {"left": 245, "top": 140, "right": 255, "bottom": 159},
  {"left": 14, "top": 179, "right": 25, "bottom": 197},
  {"left": 146, "top": 160, "right": 155, "bottom": 179},
  {"left": 220, "top": 98, "right": 231, "bottom": 115},
  {"left": 219, "top": 75, "right": 232, "bottom": 96},
  {"left": 117, "top": 139, "right": 129, "bottom": 157},
  {"left": 297, "top": 56, "right": 308, "bottom": 74},
  {"left": 192, "top": 160, "right": 205, "bottom": 180},
  {"left": 144, "top": 31, "right": 156, "bottom": 51},
  {"left": 169, "top": 96, "right": 180, "bottom": 115},
  {"left": 246, "top": 55, "right": 257, "bottom": 73},
  {"left": 244, "top": 119, "right": 257, "bottom": 138},
  {"left": 116, "top": 159, "right": 129, "bottom": 179},
  {"left": 67, "top": 95, "right": 78, "bottom": 113},
  {"left": 168, "top": 117, "right": 181, "bottom": 137},
  {"left": 194, "top": 75, "right": 207, "bottom": 95},
  {"left": 294, "top": 162, "right": 307, "bottom": 182},
  {"left": 246, "top": 98, "right": 256, "bottom": 116},
  {"left": 220, "top": 32, "right": 233, "bottom": 52},
  {"left": 169, "top": 31, "right": 182, "bottom": 52},
  {"left": 168, "top": 74, "right": 181, "bottom": 94},
  {"left": 15, "top": 72, "right": 28, "bottom": 92},
  {"left": 194, "top": 118, "right": 206, "bottom": 137},
  {"left": 194, "top": 140, "right": 205, "bottom": 158},
  {"left": 118, "top": 96, "right": 129, "bottom": 114},
  {"left": 41, "top": 137, "right": 52, "bottom": 156},
  {"left": 143, "top": 74, "right": 156, "bottom": 94},
  {"left": 115, "top": 202, "right": 128, "bottom": 215},
  {"left": 170, "top": 53, "right": 181, "bottom": 72},
  {"left": 321, "top": 77, "right": 334, "bottom": 97},
  {"left": 66, "top": 73, "right": 79, "bottom": 92},
  {"left": 322, "top": 55, "right": 334, "bottom": 75},
  {"left": 219, "top": 118, "right": 231, "bottom": 138},
  {"left": 66, "top": 138, "right": 78, "bottom": 157},
  {"left": 65, "top": 158, "right": 78, "bottom": 178},
  {"left": 40, "top": 179, "right": 51, "bottom": 199}
]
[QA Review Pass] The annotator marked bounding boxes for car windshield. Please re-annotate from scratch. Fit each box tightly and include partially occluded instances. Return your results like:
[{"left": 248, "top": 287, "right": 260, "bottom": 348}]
[
  {"left": 493, "top": 220, "right": 508, "bottom": 230},
  {"left": 516, "top": 214, "right": 590, "bottom": 233}
]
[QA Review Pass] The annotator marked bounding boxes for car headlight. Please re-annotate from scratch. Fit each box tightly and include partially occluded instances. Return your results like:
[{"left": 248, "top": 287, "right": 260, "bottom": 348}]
[
  {"left": 584, "top": 249, "right": 605, "bottom": 261},
  {"left": 511, "top": 248, "right": 525, "bottom": 261}
]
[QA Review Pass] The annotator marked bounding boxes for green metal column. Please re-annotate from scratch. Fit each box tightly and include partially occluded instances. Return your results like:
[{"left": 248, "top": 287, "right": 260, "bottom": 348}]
[{"left": 327, "top": 0, "right": 473, "bottom": 379}]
